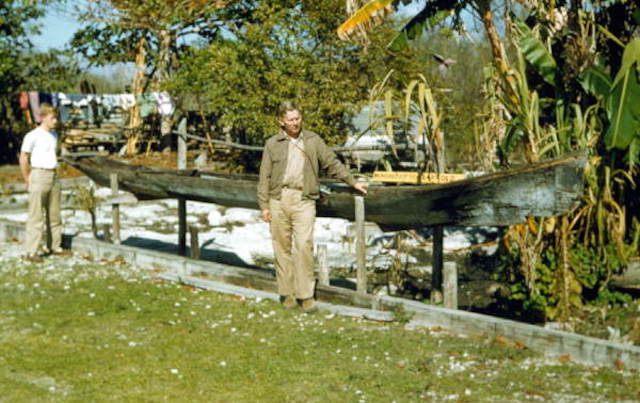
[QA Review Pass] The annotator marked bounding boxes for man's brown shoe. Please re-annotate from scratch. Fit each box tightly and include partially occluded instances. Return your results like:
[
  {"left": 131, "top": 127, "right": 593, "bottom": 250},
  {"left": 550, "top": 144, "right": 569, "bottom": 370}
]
[
  {"left": 301, "top": 298, "right": 318, "bottom": 314},
  {"left": 51, "top": 248, "right": 72, "bottom": 257},
  {"left": 24, "top": 254, "right": 44, "bottom": 263},
  {"left": 281, "top": 295, "right": 297, "bottom": 309}
]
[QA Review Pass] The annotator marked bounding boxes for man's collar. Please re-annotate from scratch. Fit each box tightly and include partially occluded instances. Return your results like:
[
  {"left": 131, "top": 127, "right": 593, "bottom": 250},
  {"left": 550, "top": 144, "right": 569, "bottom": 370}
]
[{"left": 278, "top": 130, "right": 304, "bottom": 141}]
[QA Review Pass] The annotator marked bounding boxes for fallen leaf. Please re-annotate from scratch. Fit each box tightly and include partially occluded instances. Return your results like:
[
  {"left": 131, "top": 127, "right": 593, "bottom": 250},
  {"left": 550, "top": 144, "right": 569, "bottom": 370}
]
[
  {"left": 495, "top": 335, "right": 509, "bottom": 346},
  {"left": 514, "top": 340, "right": 527, "bottom": 350},
  {"left": 614, "top": 358, "right": 624, "bottom": 371}
]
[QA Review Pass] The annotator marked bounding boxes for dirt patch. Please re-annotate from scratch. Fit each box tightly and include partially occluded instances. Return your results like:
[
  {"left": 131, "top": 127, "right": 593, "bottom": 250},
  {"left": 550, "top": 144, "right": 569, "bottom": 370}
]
[
  {"left": 114, "top": 150, "right": 179, "bottom": 170},
  {"left": 0, "top": 163, "right": 83, "bottom": 184},
  {"left": 0, "top": 150, "right": 190, "bottom": 186},
  {"left": 0, "top": 165, "right": 25, "bottom": 184}
]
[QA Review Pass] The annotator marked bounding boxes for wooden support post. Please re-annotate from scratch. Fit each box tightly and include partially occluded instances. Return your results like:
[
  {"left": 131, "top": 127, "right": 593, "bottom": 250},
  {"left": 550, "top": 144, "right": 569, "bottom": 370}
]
[
  {"left": 178, "top": 198, "right": 187, "bottom": 256},
  {"left": 110, "top": 173, "right": 121, "bottom": 244},
  {"left": 443, "top": 261, "right": 458, "bottom": 309},
  {"left": 317, "top": 243, "right": 329, "bottom": 286},
  {"left": 355, "top": 196, "right": 367, "bottom": 294},
  {"left": 431, "top": 225, "right": 444, "bottom": 304},
  {"left": 189, "top": 225, "right": 200, "bottom": 259},
  {"left": 177, "top": 117, "right": 187, "bottom": 170}
]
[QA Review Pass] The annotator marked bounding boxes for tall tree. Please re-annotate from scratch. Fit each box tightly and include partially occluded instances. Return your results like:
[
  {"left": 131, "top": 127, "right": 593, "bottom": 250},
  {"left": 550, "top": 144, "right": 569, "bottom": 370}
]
[{"left": 70, "top": 0, "right": 230, "bottom": 151}]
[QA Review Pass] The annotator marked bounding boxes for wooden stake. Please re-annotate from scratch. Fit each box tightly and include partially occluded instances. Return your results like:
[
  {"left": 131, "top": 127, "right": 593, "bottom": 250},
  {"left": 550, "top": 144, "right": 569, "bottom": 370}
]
[
  {"left": 102, "top": 224, "right": 111, "bottom": 243},
  {"left": 177, "top": 117, "right": 187, "bottom": 170},
  {"left": 355, "top": 196, "right": 366, "bottom": 294},
  {"left": 178, "top": 198, "right": 187, "bottom": 256},
  {"left": 110, "top": 173, "right": 120, "bottom": 244},
  {"left": 317, "top": 243, "right": 329, "bottom": 286},
  {"left": 189, "top": 225, "right": 200, "bottom": 259},
  {"left": 431, "top": 225, "right": 443, "bottom": 304},
  {"left": 443, "top": 261, "right": 458, "bottom": 309}
]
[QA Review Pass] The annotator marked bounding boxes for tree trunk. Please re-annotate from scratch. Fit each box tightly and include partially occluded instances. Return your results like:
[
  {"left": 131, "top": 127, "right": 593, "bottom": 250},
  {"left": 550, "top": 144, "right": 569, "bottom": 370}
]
[
  {"left": 127, "top": 37, "right": 146, "bottom": 156},
  {"left": 157, "top": 29, "right": 175, "bottom": 151},
  {"left": 478, "top": 1, "right": 510, "bottom": 82},
  {"left": 477, "top": 0, "right": 539, "bottom": 163}
]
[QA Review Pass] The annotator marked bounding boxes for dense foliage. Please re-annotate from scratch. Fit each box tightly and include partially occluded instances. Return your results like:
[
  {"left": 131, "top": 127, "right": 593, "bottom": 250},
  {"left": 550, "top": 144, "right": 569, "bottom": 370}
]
[
  {"left": 343, "top": 0, "right": 639, "bottom": 321},
  {"left": 167, "top": 0, "right": 424, "bottom": 153},
  {"left": 486, "top": 1, "right": 640, "bottom": 320}
]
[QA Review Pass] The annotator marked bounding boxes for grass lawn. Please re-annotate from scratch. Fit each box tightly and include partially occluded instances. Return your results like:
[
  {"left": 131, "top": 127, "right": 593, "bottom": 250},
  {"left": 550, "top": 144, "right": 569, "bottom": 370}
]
[{"left": 1, "top": 241, "right": 638, "bottom": 402}]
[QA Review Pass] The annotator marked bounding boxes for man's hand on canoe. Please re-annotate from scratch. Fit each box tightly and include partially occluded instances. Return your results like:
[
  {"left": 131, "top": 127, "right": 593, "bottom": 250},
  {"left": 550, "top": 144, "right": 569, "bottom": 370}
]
[{"left": 354, "top": 182, "right": 368, "bottom": 195}]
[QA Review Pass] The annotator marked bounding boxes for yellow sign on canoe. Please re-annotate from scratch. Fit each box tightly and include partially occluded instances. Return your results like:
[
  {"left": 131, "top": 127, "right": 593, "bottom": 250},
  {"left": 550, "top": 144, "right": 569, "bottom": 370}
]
[{"left": 372, "top": 171, "right": 466, "bottom": 184}]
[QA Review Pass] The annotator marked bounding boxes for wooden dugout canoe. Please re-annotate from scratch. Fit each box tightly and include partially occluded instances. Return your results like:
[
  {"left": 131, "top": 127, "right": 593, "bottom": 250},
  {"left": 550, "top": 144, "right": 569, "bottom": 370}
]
[{"left": 64, "top": 153, "right": 586, "bottom": 229}]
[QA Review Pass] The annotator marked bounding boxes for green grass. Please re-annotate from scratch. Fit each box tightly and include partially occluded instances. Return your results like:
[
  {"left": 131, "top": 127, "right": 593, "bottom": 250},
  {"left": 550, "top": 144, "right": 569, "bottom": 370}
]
[{"left": 1, "top": 249, "right": 639, "bottom": 401}]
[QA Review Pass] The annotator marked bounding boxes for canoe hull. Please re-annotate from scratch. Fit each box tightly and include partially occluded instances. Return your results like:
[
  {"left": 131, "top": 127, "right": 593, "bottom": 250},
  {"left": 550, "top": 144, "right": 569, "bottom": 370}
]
[{"left": 65, "top": 154, "right": 586, "bottom": 229}]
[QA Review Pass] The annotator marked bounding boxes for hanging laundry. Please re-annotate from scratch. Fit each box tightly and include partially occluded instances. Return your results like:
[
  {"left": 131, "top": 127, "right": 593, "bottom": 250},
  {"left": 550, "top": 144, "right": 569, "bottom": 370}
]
[
  {"left": 28, "top": 92, "right": 41, "bottom": 123},
  {"left": 153, "top": 91, "right": 175, "bottom": 116},
  {"left": 136, "top": 93, "right": 157, "bottom": 119},
  {"left": 18, "top": 92, "right": 32, "bottom": 125}
]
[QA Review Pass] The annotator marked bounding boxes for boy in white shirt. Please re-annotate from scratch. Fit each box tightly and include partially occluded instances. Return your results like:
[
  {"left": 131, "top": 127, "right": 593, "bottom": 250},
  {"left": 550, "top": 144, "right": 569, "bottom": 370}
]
[{"left": 19, "top": 104, "right": 67, "bottom": 262}]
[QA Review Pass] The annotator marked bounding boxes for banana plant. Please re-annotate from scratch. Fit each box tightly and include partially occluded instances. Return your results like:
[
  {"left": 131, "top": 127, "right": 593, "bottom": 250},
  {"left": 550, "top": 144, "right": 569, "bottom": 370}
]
[
  {"left": 341, "top": 1, "right": 639, "bottom": 320},
  {"left": 604, "top": 40, "right": 640, "bottom": 152},
  {"left": 513, "top": 18, "right": 557, "bottom": 86},
  {"left": 580, "top": 38, "right": 640, "bottom": 165}
]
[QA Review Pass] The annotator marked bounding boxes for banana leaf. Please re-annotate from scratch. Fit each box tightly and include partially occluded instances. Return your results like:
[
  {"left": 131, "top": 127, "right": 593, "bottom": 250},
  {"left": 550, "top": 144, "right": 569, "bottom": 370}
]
[
  {"left": 501, "top": 120, "right": 525, "bottom": 157},
  {"left": 605, "top": 40, "right": 640, "bottom": 150},
  {"left": 388, "top": 8, "right": 452, "bottom": 51},
  {"left": 612, "top": 38, "right": 640, "bottom": 87},
  {"left": 514, "top": 19, "right": 557, "bottom": 86},
  {"left": 578, "top": 65, "right": 612, "bottom": 99},
  {"left": 628, "top": 137, "right": 640, "bottom": 168},
  {"left": 337, "top": 0, "right": 394, "bottom": 40}
]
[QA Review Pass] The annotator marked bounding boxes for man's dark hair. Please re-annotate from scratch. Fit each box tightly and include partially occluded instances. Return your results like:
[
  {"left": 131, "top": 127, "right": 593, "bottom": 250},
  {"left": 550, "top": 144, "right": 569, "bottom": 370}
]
[{"left": 277, "top": 101, "right": 301, "bottom": 118}]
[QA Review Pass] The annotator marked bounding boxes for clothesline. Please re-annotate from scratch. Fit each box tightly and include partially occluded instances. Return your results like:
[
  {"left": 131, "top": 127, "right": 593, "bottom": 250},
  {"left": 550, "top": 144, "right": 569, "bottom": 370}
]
[{"left": 18, "top": 91, "right": 174, "bottom": 125}]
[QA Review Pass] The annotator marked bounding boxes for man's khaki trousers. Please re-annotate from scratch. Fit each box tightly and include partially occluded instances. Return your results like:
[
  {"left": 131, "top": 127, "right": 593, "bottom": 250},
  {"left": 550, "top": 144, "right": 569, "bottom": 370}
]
[
  {"left": 24, "top": 169, "right": 62, "bottom": 255},
  {"left": 269, "top": 189, "right": 316, "bottom": 300}
]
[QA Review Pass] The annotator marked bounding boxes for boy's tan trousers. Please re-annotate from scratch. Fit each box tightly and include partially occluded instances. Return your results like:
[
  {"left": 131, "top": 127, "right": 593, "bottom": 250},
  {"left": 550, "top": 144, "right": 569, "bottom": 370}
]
[{"left": 24, "top": 168, "right": 62, "bottom": 255}]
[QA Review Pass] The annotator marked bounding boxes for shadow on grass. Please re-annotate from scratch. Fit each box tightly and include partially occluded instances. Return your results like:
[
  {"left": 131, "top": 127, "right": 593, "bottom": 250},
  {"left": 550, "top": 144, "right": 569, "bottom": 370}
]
[{"left": 121, "top": 236, "right": 259, "bottom": 269}]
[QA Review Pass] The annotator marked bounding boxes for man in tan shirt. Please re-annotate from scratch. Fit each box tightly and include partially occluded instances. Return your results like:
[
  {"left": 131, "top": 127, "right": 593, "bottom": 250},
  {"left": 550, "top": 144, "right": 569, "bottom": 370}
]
[{"left": 258, "top": 101, "right": 367, "bottom": 313}]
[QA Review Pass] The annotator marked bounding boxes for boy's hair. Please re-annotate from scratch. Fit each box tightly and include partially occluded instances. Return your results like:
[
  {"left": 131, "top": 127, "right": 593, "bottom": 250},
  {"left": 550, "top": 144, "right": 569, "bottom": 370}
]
[
  {"left": 277, "top": 101, "right": 300, "bottom": 118},
  {"left": 39, "top": 103, "right": 58, "bottom": 119}
]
